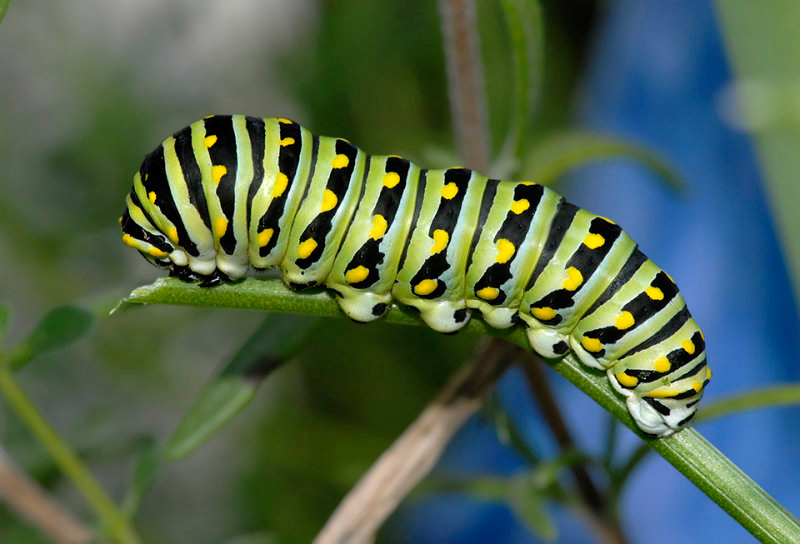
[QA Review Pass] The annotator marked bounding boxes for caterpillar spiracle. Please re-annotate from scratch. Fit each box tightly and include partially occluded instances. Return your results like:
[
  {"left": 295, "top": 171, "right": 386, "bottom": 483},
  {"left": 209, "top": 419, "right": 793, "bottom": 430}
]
[{"left": 120, "top": 115, "right": 710, "bottom": 437}]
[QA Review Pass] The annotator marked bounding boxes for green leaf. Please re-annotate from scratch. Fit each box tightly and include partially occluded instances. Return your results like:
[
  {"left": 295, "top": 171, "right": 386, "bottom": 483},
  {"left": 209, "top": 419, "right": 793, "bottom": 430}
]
[
  {"left": 523, "top": 130, "right": 687, "bottom": 192},
  {"left": 0, "top": 302, "right": 10, "bottom": 350},
  {"left": 508, "top": 473, "right": 557, "bottom": 541},
  {"left": 696, "top": 385, "right": 800, "bottom": 422},
  {"left": 165, "top": 313, "right": 320, "bottom": 460},
  {"left": 121, "top": 439, "right": 162, "bottom": 518},
  {"left": 715, "top": 0, "right": 800, "bottom": 306},
  {"left": 7, "top": 306, "right": 93, "bottom": 370},
  {"left": 494, "top": 0, "right": 544, "bottom": 178},
  {"left": 0, "top": 0, "right": 10, "bottom": 25}
]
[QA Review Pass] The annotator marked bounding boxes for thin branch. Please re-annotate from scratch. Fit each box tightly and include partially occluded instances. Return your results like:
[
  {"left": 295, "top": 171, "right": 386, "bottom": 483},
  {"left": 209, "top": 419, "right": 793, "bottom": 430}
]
[
  {"left": 0, "top": 446, "right": 92, "bottom": 543},
  {"left": 0, "top": 368, "right": 141, "bottom": 544},
  {"left": 314, "top": 338, "right": 516, "bottom": 544},
  {"left": 439, "top": 0, "right": 490, "bottom": 172}
]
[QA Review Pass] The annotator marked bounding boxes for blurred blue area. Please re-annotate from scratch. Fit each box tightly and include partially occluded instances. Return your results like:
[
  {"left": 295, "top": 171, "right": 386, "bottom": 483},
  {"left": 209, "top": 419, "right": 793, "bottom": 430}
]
[{"left": 400, "top": 0, "right": 800, "bottom": 542}]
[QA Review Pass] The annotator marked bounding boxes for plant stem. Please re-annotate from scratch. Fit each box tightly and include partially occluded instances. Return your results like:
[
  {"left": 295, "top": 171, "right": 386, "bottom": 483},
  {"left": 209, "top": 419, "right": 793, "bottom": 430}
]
[
  {"left": 118, "top": 277, "right": 800, "bottom": 543},
  {"left": 0, "top": 367, "right": 141, "bottom": 544},
  {"left": 439, "top": 0, "right": 490, "bottom": 172}
]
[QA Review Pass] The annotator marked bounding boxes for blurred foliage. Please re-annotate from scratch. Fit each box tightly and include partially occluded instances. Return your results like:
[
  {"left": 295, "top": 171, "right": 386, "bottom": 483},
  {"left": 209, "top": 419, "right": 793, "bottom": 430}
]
[
  {"left": 3, "top": 0, "right": 799, "bottom": 543},
  {"left": 715, "top": 0, "right": 800, "bottom": 305}
]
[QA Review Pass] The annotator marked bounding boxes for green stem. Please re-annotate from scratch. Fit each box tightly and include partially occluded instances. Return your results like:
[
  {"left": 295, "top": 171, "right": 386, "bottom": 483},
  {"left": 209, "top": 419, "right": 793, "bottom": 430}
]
[
  {"left": 0, "top": 366, "right": 141, "bottom": 544},
  {"left": 118, "top": 277, "right": 800, "bottom": 543}
]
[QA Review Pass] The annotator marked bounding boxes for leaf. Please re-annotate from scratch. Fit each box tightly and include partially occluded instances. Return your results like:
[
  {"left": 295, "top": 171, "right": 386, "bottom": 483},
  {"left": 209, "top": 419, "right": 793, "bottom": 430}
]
[
  {"left": 695, "top": 385, "right": 800, "bottom": 422},
  {"left": 0, "top": 302, "right": 10, "bottom": 350},
  {"left": 165, "top": 313, "right": 321, "bottom": 460},
  {"left": 7, "top": 306, "right": 93, "bottom": 370},
  {"left": 121, "top": 438, "right": 162, "bottom": 518},
  {"left": 494, "top": 0, "right": 544, "bottom": 178},
  {"left": 716, "top": 1, "right": 800, "bottom": 311},
  {"left": 0, "top": 0, "right": 10, "bottom": 25},
  {"left": 523, "top": 130, "right": 687, "bottom": 192},
  {"left": 508, "top": 473, "right": 557, "bottom": 541}
]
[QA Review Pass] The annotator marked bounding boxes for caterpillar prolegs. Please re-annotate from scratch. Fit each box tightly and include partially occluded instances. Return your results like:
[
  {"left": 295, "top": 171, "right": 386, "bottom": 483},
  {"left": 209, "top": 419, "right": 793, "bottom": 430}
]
[{"left": 120, "top": 115, "right": 710, "bottom": 437}]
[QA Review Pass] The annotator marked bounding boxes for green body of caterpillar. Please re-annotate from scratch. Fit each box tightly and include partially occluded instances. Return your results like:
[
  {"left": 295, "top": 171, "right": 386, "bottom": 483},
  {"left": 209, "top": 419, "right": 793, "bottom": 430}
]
[{"left": 121, "top": 114, "right": 710, "bottom": 437}]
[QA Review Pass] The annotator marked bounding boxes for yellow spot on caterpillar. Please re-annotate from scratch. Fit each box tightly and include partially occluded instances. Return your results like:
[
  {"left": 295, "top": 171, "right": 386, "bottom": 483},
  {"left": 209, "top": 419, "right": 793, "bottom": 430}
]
[
  {"left": 615, "top": 311, "right": 635, "bottom": 330},
  {"left": 476, "top": 286, "right": 499, "bottom": 300},
  {"left": 273, "top": 173, "right": 289, "bottom": 198},
  {"left": 166, "top": 227, "right": 179, "bottom": 244},
  {"left": 584, "top": 233, "right": 605, "bottom": 249},
  {"left": 148, "top": 191, "right": 157, "bottom": 204},
  {"left": 706, "top": 367, "right": 712, "bottom": 380},
  {"left": 615, "top": 372, "right": 638, "bottom": 388},
  {"left": 122, "top": 234, "right": 138, "bottom": 248},
  {"left": 214, "top": 217, "right": 228, "bottom": 238},
  {"left": 257, "top": 229, "right": 274, "bottom": 248},
  {"left": 431, "top": 229, "right": 449, "bottom": 254},
  {"left": 321, "top": 189, "right": 338, "bottom": 212},
  {"left": 211, "top": 165, "right": 228, "bottom": 184},
  {"left": 369, "top": 214, "right": 388, "bottom": 240},
  {"left": 521, "top": 182, "right": 537, "bottom": 186},
  {"left": 599, "top": 215, "right": 616, "bottom": 225},
  {"left": 581, "top": 336, "right": 603, "bottom": 352},
  {"left": 277, "top": 118, "right": 292, "bottom": 124},
  {"left": 279, "top": 137, "right": 295, "bottom": 147},
  {"left": 654, "top": 356, "right": 671, "bottom": 373},
  {"left": 331, "top": 154, "right": 350, "bottom": 169},
  {"left": 346, "top": 265, "right": 369, "bottom": 284},
  {"left": 145, "top": 173, "right": 149, "bottom": 181},
  {"left": 646, "top": 286, "right": 664, "bottom": 300},
  {"left": 204, "top": 135, "right": 217, "bottom": 148},
  {"left": 647, "top": 389, "right": 677, "bottom": 398},
  {"left": 532, "top": 306, "right": 557, "bottom": 321},
  {"left": 681, "top": 339, "right": 696, "bottom": 354},
  {"left": 204, "top": 114, "right": 215, "bottom": 119},
  {"left": 118, "top": 216, "right": 123, "bottom": 224},
  {"left": 563, "top": 267, "right": 583, "bottom": 291},
  {"left": 510, "top": 199, "right": 530, "bottom": 214},
  {"left": 495, "top": 239, "right": 515, "bottom": 263},
  {"left": 147, "top": 247, "right": 168, "bottom": 258},
  {"left": 383, "top": 171, "right": 401, "bottom": 188},
  {"left": 441, "top": 182, "right": 458, "bottom": 200},
  {"left": 692, "top": 381, "right": 703, "bottom": 393},
  {"left": 414, "top": 279, "right": 438, "bottom": 296},
  {"left": 297, "top": 238, "right": 318, "bottom": 259}
]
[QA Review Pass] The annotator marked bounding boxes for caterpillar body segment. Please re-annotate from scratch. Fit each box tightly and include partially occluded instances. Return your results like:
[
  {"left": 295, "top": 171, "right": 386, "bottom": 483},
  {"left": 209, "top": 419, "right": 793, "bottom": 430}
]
[{"left": 120, "top": 114, "right": 709, "bottom": 437}]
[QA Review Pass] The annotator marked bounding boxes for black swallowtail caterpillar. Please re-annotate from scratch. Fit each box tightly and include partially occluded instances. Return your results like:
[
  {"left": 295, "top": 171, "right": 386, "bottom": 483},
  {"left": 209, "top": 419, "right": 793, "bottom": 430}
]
[{"left": 120, "top": 114, "right": 710, "bottom": 437}]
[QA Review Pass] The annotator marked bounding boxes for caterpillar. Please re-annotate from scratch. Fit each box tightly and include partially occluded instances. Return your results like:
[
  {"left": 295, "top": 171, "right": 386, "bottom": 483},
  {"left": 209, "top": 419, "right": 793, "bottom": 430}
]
[{"left": 120, "top": 114, "right": 710, "bottom": 437}]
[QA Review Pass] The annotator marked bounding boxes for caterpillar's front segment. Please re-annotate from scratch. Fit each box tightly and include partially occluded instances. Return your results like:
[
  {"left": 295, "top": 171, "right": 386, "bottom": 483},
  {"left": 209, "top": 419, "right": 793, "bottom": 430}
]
[{"left": 121, "top": 114, "right": 710, "bottom": 437}]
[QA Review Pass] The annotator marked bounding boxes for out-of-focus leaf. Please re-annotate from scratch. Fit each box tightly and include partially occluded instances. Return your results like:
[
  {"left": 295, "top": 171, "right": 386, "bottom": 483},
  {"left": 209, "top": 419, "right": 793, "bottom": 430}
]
[
  {"left": 715, "top": 1, "right": 800, "bottom": 304},
  {"left": 523, "top": 130, "right": 686, "bottom": 192},
  {"left": 494, "top": 0, "right": 544, "bottom": 179},
  {"left": 0, "top": 0, "right": 10, "bottom": 24},
  {"left": 696, "top": 384, "right": 800, "bottom": 422},
  {"left": 481, "top": 392, "right": 541, "bottom": 465},
  {"left": 121, "top": 438, "right": 162, "bottom": 518},
  {"left": 165, "top": 313, "right": 321, "bottom": 460},
  {"left": 508, "top": 474, "right": 557, "bottom": 541},
  {"left": 530, "top": 450, "right": 589, "bottom": 489},
  {"left": 7, "top": 306, "right": 93, "bottom": 370},
  {"left": 0, "top": 302, "right": 10, "bottom": 350}
]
